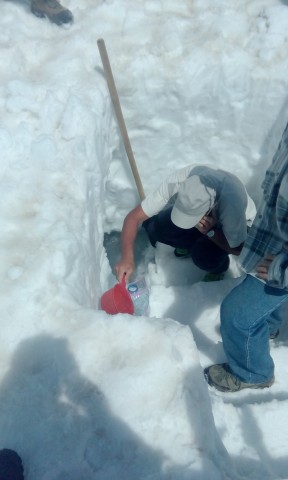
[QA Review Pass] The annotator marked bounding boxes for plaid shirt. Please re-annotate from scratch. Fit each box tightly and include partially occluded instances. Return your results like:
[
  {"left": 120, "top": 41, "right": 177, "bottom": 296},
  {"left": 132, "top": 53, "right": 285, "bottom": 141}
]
[{"left": 239, "top": 122, "right": 288, "bottom": 289}]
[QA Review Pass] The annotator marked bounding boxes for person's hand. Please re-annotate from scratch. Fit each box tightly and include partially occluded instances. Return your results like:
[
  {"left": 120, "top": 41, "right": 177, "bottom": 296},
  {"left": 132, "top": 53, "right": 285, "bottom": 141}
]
[
  {"left": 114, "top": 205, "right": 148, "bottom": 283},
  {"left": 196, "top": 214, "right": 217, "bottom": 235},
  {"left": 115, "top": 258, "right": 135, "bottom": 283},
  {"left": 255, "top": 254, "right": 276, "bottom": 281}
]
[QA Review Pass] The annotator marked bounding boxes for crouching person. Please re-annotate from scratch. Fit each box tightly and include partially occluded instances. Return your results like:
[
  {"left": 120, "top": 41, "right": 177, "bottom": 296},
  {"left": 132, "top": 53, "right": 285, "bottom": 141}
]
[{"left": 115, "top": 163, "right": 256, "bottom": 283}]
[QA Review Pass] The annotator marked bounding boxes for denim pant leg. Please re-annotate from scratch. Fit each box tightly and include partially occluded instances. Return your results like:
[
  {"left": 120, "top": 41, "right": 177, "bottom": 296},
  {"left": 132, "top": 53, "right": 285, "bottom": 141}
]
[
  {"left": 220, "top": 275, "right": 288, "bottom": 384},
  {"left": 267, "top": 303, "right": 287, "bottom": 336}
]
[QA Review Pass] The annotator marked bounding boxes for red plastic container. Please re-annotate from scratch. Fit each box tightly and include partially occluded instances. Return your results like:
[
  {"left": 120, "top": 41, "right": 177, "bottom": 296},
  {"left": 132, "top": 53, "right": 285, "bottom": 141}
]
[{"left": 100, "top": 275, "right": 134, "bottom": 315}]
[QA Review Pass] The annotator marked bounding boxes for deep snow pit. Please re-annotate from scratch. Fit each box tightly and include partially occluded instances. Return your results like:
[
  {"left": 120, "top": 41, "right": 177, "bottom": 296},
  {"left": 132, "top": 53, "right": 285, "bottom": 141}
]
[
  {"left": 103, "top": 228, "right": 152, "bottom": 281},
  {"left": 3, "top": 1, "right": 288, "bottom": 478}
]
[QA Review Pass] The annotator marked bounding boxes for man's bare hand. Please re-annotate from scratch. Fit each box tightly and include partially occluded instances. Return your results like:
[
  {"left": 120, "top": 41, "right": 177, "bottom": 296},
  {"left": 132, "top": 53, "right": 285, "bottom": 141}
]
[
  {"left": 115, "top": 258, "right": 134, "bottom": 283},
  {"left": 255, "top": 254, "right": 276, "bottom": 281},
  {"left": 115, "top": 205, "right": 149, "bottom": 283},
  {"left": 196, "top": 214, "right": 217, "bottom": 235}
]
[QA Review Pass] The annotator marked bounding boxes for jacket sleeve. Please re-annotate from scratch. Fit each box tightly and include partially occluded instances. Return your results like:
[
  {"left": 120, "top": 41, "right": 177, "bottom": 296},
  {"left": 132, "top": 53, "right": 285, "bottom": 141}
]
[
  {"left": 267, "top": 250, "right": 288, "bottom": 290},
  {"left": 267, "top": 171, "right": 288, "bottom": 290}
]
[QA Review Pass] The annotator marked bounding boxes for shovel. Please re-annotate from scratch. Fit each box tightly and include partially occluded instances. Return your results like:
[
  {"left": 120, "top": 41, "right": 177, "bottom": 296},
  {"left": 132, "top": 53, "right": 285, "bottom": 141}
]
[{"left": 97, "top": 38, "right": 145, "bottom": 201}]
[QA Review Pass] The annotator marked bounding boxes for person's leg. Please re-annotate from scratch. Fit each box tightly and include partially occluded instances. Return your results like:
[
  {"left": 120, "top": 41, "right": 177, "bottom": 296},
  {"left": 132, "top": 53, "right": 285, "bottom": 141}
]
[
  {"left": 31, "top": 0, "right": 73, "bottom": 25},
  {"left": 267, "top": 302, "right": 287, "bottom": 338},
  {"left": 189, "top": 235, "right": 230, "bottom": 274},
  {"left": 142, "top": 207, "right": 201, "bottom": 249},
  {"left": 220, "top": 275, "right": 288, "bottom": 384}
]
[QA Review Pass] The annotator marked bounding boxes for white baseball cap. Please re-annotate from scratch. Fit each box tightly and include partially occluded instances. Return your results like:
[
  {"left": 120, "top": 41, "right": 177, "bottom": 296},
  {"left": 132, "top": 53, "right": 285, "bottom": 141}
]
[{"left": 171, "top": 175, "right": 216, "bottom": 229}]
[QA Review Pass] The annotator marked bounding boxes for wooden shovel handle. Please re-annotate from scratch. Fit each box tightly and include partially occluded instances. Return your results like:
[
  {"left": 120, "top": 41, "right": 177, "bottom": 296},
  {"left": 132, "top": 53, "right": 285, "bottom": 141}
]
[{"left": 97, "top": 38, "right": 145, "bottom": 201}]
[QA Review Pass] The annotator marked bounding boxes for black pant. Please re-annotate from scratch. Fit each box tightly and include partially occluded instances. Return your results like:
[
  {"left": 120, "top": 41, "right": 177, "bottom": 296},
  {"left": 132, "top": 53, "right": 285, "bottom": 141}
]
[
  {"left": 143, "top": 207, "right": 229, "bottom": 274},
  {"left": 0, "top": 449, "right": 24, "bottom": 480}
]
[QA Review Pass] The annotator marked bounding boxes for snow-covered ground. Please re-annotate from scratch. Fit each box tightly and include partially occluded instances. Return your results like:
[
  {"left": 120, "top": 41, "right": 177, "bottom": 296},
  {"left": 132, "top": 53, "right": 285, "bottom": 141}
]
[{"left": 1, "top": 0, "right": 288, "bottom": 478}]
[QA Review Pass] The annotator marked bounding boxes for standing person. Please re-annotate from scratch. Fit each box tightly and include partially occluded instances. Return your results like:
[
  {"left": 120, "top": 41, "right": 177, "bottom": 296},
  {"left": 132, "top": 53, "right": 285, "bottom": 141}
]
[
  {"left": 31, "top": 0, "right": 73, "bottom": 25},
  {"left": 115, "top": 164, "right": 256, "bottom": 283},
  {"left": 204, "top": 123, "right": 288, "bottom": 392}
]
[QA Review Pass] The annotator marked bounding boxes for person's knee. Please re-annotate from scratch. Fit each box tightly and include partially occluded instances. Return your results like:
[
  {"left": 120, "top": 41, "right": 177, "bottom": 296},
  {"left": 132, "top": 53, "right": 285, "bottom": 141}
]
[
  {"left": 220, "top": 296, "right": 231, "bottom": 333},
  {"left": 190, "top": 243, "right": 210, "bottom": 269},
  {"left": 220, "top": 282, "right": 253, "bottom": 334},
  {"left": 191, "top": 243, "right": 229, "bottom": 272},
  {"left": 219, "top": 290, "right": 245, "bottom": 338}
]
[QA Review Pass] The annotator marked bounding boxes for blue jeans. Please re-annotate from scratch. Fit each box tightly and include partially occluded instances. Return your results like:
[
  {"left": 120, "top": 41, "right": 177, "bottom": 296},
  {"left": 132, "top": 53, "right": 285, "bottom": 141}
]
[{"left": 221, "top": 275, "right": 288, "bottom": 383}]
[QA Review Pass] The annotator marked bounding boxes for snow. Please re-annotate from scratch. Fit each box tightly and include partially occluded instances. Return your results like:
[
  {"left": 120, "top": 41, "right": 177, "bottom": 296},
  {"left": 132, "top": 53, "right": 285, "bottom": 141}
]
[{"left": 1, "top": 0, "right": 288, "bottom": 478}]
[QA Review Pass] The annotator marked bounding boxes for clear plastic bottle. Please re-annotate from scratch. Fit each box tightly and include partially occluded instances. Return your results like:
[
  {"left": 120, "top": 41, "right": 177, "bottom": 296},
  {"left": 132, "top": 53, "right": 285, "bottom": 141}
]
[{"left": 127, "top": 276, "right": 150, "bottom": 316}]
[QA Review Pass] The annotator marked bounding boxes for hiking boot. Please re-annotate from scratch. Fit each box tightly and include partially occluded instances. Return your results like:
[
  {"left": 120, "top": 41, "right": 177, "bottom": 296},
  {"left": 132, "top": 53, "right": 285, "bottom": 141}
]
[
  {"left": 174, "top": 247, "right": 190, "bottom": 258},
  {"left": 202, "top": 272, "right": 225, "bottom": 282},
  {"left": 31, "top": 0, "right": 73, "bottom": 25},
  {"left": 204, "top": 363, "right": 274, "bottom": 392}
]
